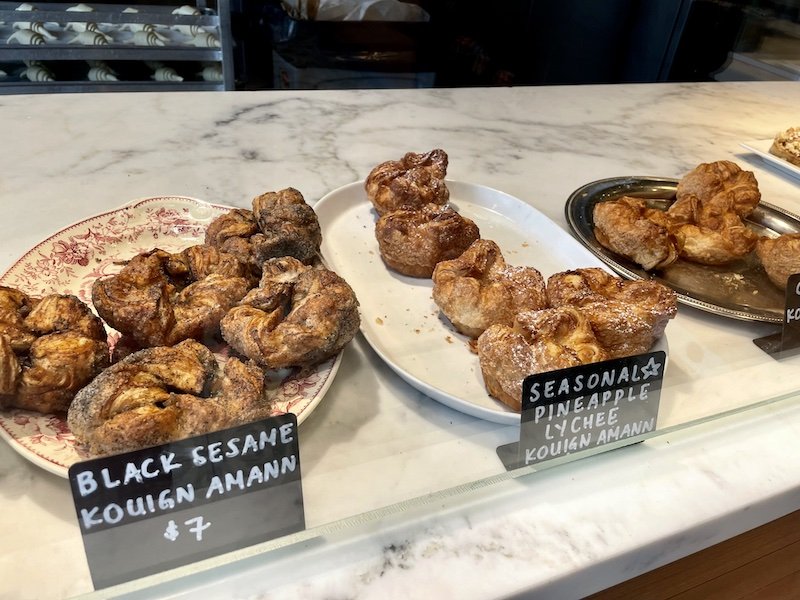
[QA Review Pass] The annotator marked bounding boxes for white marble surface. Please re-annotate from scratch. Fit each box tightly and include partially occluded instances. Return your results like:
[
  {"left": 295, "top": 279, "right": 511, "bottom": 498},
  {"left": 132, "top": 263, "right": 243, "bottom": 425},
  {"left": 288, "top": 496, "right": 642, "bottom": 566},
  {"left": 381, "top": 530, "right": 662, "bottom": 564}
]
[{"left": 0, "top": 82, "right": 799, "bottom": 600}]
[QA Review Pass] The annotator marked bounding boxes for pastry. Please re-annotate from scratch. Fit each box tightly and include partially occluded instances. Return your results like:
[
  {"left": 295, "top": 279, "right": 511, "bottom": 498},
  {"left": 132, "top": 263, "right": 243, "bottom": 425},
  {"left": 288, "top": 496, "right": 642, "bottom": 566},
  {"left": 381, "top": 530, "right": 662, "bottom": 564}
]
[
  {"left": 477, "top": 306, "right": 608, "bottom": 411},
  {"left": 432, "top": 239, "right": 547, "bottom": 338},
  {"left": 92, "top": 244, "right": 251, "bottom": 348},
  {"left": 365, "top": 149, "right": 450, "bottom": 216},
  {"left": 594, "top": 161, "right": 761, "bottom": 268},
  {"left": 67, "top": 339, "right": 268, "bottom": 455},
  {"left": 205, "top": 188, "right": 322, "bottom": 273},
  {"left": 251, "top": 187, "right": 322, "bottom": 265},
  {"left": 769, "top": 127, "right": 800, "bottom": 167},
  {"left": 675, "top": 160, "right": 760, "bottom": 218},
  {"left": 546, "top": 268, "right": 677, "bottom": 358},
  {"left": 666, "top": 189, "right": 758, "bottom": 265},
  {"left": 593, "top": 196, "right": 680, "bottom": 270},
  {"left": 220, "top": 257, "right": 360, "bottom": 369},
  {"left": 0, "top": 287, "right": 109, "bottom": 414},
  {"left": 756, "top": 233, "right": 800, "bottom": 290},
  {"left": 375, "top": 204, "right": 480, "bottom": 277}
]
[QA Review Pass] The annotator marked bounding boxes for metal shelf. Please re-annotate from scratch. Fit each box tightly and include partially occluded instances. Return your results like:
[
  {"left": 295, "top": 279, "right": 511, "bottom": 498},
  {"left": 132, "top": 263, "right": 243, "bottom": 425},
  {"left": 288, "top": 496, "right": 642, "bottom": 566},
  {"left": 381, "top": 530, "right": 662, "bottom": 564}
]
[{"left": 0, "top": 0, "right": 233, "bottom": 92}]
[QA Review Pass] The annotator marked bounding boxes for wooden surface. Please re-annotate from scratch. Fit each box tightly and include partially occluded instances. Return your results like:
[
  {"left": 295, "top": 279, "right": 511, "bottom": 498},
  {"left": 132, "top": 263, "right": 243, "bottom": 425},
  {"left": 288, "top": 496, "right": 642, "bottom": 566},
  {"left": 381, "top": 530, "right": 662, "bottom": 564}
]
[{"left": 588, "top": 510, "right": 800, "bottom": 599}]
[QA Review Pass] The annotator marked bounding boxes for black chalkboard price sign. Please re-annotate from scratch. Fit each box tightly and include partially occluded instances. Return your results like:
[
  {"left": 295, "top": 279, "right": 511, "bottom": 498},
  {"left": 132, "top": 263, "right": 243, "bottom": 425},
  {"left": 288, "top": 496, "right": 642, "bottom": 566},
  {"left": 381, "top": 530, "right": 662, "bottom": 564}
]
[
  {"left": 754, "top": 272, "right": 800, "bottom": 359},
  {"left": 497, "top": 351, "right": 666, "bottom": 471},
  {"left": 68, "top": 413, "right": 305, "bottom": 589}
]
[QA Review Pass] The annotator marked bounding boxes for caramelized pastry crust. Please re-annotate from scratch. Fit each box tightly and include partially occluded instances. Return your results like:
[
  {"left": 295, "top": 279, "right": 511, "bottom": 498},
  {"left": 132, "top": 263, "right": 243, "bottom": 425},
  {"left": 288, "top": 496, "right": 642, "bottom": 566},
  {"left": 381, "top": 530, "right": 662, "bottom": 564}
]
[
  {"left": 67, "top": 339, "right": 268, "bottom": 455},
  {"left": 92, "top": 245, "right": 251, "bottom": 349},
  {"left": 593, "top": 196, "right": 680, "bottom": 270},
  {"left": 546, "top": 267, "right": 677, "bottom": 358},
  {"left": 431, "top": 239, "right": 547, "bottom": 338},
  {"left": 594, "top": 161, "right": 761, "bottom": 268},
  {"left": 756, "top": 233, "right": 800, "bottom": 290},
  {"left": 205, "top": 188, "right": 322, "bottom": 273},
  {"left": 220, "top": 257, "right": 360, "bottom": 369},
  {"left": 0, "top": 287, "right": 109, "bottom": 414},
  {"left": 477, "top": 306, "right": 608, "bottom": 411},
  {"left": 365, "top": 149, "right": 450, "bottom": 216},
  {"left": 375, "top": 204, "right": 480, "bottom": 277},
  {"left": 675, "top": 160, "right": 761, "bottom": 217},
  {"left": 252, "top": 187, "right": 322, "bottom": 265}
]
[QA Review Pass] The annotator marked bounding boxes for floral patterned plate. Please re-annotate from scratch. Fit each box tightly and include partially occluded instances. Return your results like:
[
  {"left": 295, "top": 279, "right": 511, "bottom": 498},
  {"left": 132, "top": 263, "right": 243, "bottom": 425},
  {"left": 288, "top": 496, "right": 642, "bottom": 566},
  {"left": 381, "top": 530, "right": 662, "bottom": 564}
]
[{"left": 0, "top": 196, "right": 341, "bottom": 478}]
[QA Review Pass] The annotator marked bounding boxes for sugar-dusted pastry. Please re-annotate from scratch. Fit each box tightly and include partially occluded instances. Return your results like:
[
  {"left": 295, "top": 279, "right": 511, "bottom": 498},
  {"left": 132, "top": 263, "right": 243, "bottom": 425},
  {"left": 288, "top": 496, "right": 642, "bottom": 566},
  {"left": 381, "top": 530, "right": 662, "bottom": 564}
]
[
  {"left": 477, "top": 306, "right": 608, "bottom": 411},
  {"left": 0, "top": 287, "right": 109, "bottom": 414},
  {"left": 92, "top": 244, "right": 251, "bottom": 348},
  {"left": 432, "top": 239, "right": 547, "bottom": 338},
  {"left": 756, "top": 233, "right": 800, "bottom": 290},
  {"left": 67, "top": 340, "right": 268, "bottom": 455},
  {"left": 769, "top": 127, "right": 800, "bottom": 167},
  {"left": 547, "top": 267, "right": 677, "bottom": 358},
  {"left": 220, "top": 257, "right": 360, "bottom": 369},
  {"left": 593, "top": 196, "right": 680, "bottom": 270},
  {"left": 365, "top": 149, "right": 450, "bottom": 216},
  {"left": 375, "top": 204, "right": 480, "bottom": 277}
]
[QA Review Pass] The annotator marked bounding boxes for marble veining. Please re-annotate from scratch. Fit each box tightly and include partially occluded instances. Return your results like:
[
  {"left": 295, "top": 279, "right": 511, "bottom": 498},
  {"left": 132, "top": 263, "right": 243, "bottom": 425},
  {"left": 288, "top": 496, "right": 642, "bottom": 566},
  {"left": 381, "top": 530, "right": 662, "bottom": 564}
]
[{"left": 1, "top": 82, "right": 800, "bottom": 600}]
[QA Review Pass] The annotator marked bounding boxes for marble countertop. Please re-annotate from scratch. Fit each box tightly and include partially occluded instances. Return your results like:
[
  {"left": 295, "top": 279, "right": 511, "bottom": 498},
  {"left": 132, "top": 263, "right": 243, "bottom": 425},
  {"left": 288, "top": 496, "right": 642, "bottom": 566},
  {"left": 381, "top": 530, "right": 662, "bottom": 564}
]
[{"left": 1, "top": 81, "right": 800, "bottom": 600}]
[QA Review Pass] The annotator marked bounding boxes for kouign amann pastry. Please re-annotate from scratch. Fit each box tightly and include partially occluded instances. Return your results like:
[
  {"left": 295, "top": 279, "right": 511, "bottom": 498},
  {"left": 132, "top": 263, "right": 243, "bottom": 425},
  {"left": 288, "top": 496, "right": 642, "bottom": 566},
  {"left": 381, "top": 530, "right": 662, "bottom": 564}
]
[
  {"left": 593, "top": 196, "right": 680, "bottom": 270},
  {"left": 205, "top": 187, "right": 322, "bottom": 275},
  {"left": 432, "top": 239, "right": 547, "bottom": 338},
  {"left": 375, "top": 203, "right": 480, "bottom": 277},
  {"left": 365, "top": 149, "right": 450, "bottom": 216},
  {"left": 221, "top": 257, "right": 360, "bottom": 369},
  {"left": 92, "top": 244, "right": 251, "bottom": 349},
  {"left": 756, "top": 233, "right": 800, "bottom": 290},
  {"left": 546, "top": 267, "right": 677, "bottom": 359},
  {"left": 67, "top": 339, "right": 268, "bottom": 455},
  {"left": 0, "top": 287, "right": 109, "bottom": 414},
  {"left": 477, "top": 306, "right": 608, "bottom": 411}
]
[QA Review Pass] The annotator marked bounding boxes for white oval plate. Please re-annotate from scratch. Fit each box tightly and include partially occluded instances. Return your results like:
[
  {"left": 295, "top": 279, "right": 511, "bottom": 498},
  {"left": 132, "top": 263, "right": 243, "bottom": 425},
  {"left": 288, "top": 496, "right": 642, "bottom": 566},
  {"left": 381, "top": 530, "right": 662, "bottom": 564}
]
[
  {"left": 315, "top": 180, "right": 610, "bottom": 425},
  {"left": 0, "top": 196, "right": 340, "bottom": 478}
]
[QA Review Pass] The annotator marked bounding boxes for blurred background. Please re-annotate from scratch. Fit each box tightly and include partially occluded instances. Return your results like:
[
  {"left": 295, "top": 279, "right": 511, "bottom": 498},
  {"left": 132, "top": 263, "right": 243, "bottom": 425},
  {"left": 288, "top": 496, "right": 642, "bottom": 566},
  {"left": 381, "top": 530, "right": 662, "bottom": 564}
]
[{"left": 1, "top": 0, "right": 798, "bottom": 91}]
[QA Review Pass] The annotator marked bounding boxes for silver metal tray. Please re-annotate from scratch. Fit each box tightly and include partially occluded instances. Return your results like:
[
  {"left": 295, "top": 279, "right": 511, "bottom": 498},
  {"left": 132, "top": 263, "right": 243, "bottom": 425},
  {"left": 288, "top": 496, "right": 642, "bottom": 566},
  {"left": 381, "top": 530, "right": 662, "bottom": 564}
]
[{"left": 565, "top": 176, "right": 800, "bottom": 324}]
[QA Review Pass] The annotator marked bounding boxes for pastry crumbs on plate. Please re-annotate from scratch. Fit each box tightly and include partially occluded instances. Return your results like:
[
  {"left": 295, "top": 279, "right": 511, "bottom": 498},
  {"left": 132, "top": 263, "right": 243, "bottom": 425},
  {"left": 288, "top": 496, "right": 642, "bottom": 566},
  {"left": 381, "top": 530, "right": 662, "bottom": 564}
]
[
  {"left": 375, "top": 317, "right": 384, "bottom": 325},
  {"left": 445, "top": 336, "right": 453, "bottom": 344}
]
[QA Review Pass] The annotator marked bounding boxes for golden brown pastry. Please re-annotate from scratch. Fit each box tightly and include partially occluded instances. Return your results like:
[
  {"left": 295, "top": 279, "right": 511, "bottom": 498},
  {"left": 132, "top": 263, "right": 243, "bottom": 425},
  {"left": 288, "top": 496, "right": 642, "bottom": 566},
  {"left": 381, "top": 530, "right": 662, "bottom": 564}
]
[
  {"left": 92, "top": 244, "right": 251, "bottom": 348},
  {"left": 375, "top": 204, "right": 480, "bottom": 278},
  {"left": 220, "top": 257, "right": 360, "bottom": 369},
  {"left": 431, "top": 239, "right": 547, "bottom": 338},
  {"left": 477, "top": 306, "right": 608, "bottom": 411},
  {"left": 675, "top": 160, "right": 761, "bottom": 217},
  {"left": 593, "top": 196, "right": 680, "bottom": 270},
  {"left": 365, "top": 149, "right": 450, "bottom": 216},
  {"left": 67, "top": 339, "right": 268, "bottom": 455},
  {"left": 546, "top": 267, "right": 677, "bottom": 358},
  {"left": 0, "top": 288, "right": 109, "bottom": 414},
  {"left": 595, "top": 161, "right": 761, "bottom": 269},
  {"left": 666, "top": 192, "right": 758, "bottom": 265},
  {"left": 756, "top": 233, "right": 800, "bottom": 290},
  {"left": 769, "top": 127, "right": 800, "bottom": 167}
]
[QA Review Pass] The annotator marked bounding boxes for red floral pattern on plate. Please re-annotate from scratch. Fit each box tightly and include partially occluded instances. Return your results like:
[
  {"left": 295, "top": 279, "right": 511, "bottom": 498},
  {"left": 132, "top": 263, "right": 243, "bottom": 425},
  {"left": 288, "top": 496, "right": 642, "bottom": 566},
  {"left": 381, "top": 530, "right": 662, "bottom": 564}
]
[{"left": 0, "top": 197, "right": 340, "bottom": 478}]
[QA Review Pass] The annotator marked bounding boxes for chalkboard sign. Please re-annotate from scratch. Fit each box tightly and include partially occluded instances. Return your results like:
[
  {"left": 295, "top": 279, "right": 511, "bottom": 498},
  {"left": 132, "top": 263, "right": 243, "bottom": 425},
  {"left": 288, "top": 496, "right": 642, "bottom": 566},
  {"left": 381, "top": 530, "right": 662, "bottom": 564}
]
[
  {"left": 754, "top": 272, "right": 800, "bottom": 359},
  {"left": 497, "top": 351, "right": 665, "bottom": 471},
  {"left": 68, "top": 413, "right": 304, "bottom": 589}
]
